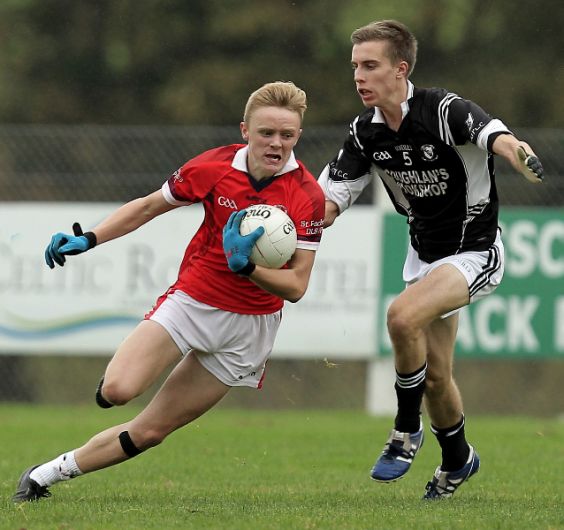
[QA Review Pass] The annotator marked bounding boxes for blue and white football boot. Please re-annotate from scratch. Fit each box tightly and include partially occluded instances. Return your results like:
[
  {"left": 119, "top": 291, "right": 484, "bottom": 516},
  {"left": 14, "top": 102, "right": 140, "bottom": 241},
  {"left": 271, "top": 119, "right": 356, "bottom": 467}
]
[
  {"left": 370, "top": 420, "right": 424, "bottom": 482},
  {"left": 423, "top": 445, "right": 480, "bottom": 499}
]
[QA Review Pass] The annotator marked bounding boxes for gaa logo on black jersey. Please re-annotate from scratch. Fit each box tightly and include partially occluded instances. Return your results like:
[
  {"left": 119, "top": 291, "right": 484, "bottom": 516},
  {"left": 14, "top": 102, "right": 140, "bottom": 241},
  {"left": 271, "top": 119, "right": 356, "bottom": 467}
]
[
  {"left": 373, "top": 150, "right": 392, "bottom": 162},
  {"left": 420, "top": 144, "right": 438, "bottom": 162}
]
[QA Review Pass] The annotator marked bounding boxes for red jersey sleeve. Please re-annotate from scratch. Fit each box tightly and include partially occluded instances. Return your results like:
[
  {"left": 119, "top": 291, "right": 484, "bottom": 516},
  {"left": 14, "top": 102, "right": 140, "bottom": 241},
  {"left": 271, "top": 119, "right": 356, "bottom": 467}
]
[
  {"left": 290, "top": 163, "right": 326, "bottom": 251},
  {"left": 161, "top": 146, "right": 237, "bottom": 205}
]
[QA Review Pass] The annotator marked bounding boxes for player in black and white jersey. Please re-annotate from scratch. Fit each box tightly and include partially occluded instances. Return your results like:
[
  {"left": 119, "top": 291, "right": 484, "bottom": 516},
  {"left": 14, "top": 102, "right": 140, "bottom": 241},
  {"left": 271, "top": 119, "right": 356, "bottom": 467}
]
[{"left": 319, "top": 19, "right": 544, "bottom": 499}]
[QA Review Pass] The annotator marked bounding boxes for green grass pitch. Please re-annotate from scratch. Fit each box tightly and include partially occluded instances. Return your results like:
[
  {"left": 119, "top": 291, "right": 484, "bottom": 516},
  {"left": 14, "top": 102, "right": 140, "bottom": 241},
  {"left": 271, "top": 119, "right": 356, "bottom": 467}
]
[{"left": 0, "top": 405, "right": 562, "bottom": 529}]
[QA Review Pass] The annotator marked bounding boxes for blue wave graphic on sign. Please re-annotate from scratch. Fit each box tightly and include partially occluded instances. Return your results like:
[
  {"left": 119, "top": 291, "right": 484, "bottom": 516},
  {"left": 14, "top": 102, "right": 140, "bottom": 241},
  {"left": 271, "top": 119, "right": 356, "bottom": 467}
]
[{"left": 0, "top": 313, "right": 140, "bottom": 340}]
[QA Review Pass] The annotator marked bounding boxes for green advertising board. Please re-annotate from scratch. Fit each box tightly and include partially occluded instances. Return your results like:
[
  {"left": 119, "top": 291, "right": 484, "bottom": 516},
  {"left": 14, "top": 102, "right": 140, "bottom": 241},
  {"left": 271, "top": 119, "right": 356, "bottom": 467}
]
[{"left": 378, "top": 209, "right": 564, "bottom": 357}]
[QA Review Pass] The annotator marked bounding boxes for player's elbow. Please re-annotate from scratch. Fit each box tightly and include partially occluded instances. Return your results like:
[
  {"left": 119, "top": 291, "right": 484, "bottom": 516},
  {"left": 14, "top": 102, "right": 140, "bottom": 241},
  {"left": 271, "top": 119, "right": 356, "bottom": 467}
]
[
  {"left": 323, "top": 200, "right": 340, "bottom": 228},
  {"left": 287, "top": 294, "right": 302, "bottom": 304},
  {"left": 285, "top": 284, "right": 308, "bottom": 303}
]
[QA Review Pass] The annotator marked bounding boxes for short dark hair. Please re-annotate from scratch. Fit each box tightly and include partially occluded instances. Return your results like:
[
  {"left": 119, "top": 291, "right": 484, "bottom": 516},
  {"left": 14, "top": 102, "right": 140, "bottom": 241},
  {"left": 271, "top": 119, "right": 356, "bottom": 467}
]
[{"left": 351, "top": 19, "right": 418, "bottom": 77}]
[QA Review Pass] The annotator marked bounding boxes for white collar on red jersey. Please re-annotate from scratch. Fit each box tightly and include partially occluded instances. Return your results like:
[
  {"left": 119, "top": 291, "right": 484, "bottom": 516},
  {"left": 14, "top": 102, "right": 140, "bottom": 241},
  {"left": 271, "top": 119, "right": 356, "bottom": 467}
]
[
  {"left": 371, "top": 80, "right": 415, "bottom": 124},
  {"left": 232, "top": 145, "right": 299, "bottom": 176}
]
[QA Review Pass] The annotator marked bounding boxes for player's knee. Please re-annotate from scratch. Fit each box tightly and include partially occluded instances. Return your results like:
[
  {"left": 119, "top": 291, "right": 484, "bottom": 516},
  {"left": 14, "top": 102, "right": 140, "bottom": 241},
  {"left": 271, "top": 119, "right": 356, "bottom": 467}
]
[
  {"left": 102, "top": 380, "right": 137, "bottom": 406},
  {"left": 134, "top": 427, "right": 169, "bottom": 450},
  {"left": 387, "top": 303, "right": 417, "bottom": 342},
  {"left": 95, "top": 377, "right": 114, "bottom": 408},
  {"left": 118, "top": 428, "right": 169, "bottom": 458},
  {"left": 424, "top": 370, "right": 451, "bottom": 397}
]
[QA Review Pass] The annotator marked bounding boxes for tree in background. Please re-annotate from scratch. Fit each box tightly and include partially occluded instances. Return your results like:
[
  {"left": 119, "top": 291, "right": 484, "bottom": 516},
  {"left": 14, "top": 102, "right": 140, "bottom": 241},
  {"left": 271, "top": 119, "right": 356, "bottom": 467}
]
[{"left": 0, "top": 0, "right": 562, "bottom": 126}]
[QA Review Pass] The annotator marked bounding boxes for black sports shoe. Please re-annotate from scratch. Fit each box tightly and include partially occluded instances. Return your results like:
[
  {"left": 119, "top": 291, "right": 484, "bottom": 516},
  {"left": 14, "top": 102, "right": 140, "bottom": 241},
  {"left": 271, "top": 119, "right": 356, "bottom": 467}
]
[{"left": 12, "top": 465, "right": 52, "bottom": 503}]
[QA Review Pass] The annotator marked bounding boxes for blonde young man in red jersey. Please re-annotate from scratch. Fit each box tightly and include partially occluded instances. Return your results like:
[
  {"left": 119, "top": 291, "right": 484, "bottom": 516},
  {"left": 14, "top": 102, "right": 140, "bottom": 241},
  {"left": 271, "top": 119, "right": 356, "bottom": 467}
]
[{"left": 13, "top": 81, "right": 325, "bottom": 503}]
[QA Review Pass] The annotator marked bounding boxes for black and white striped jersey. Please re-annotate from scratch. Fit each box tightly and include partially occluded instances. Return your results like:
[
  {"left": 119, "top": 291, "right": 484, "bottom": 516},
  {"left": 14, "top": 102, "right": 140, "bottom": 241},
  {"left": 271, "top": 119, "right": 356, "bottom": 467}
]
[{"left": 319, "top": 81, "right": 513, "bottom": 262}]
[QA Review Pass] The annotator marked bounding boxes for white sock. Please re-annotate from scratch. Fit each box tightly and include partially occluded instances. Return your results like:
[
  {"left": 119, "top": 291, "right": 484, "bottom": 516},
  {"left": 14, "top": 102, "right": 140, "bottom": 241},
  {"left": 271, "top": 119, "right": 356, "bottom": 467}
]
[{"left": 29, "top": 451, "right": 83, "bottom": 487}]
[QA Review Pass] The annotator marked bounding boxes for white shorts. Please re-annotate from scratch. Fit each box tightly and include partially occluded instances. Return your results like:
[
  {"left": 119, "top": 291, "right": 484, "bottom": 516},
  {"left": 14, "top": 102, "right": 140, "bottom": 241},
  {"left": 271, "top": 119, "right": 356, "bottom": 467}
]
[
  {"left": 403, "top": 230, "right": 505, "bottom": 316},
  {"left": 147, "top": 290, "right": 282, "bottom": 388}
]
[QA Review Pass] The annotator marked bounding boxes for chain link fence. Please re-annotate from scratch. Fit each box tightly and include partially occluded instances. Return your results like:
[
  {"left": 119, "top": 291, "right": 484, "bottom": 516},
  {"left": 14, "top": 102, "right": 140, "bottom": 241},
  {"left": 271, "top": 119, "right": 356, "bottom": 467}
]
[
  {"left": 1, "top": 125, "right": 563, "bottom": 205},
  {"left": 1, "top": 125, "right": 563, "bottom": 414}
]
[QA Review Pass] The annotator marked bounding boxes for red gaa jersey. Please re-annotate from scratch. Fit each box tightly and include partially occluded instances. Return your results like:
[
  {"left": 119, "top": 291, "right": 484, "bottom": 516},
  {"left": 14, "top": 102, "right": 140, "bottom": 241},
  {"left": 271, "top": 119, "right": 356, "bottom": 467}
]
[{"left": 158, "top": 144, "right": 325, "bottom": 314}]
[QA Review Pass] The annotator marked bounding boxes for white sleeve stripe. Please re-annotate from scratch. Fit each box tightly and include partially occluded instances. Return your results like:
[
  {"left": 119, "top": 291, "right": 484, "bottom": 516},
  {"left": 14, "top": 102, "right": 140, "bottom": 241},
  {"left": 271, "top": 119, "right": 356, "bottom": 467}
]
[
  {"left": 161, "top": 181, "right": 193, "bottom": 206},
  {"left": 437, "top": 93, "right": 460, "bottom": 145},
  {"left": 476, "top": 119, "right": 511, "bottom": 151},
  {"left": 351, "top": 116, "right": 364, "bottom": 150}
]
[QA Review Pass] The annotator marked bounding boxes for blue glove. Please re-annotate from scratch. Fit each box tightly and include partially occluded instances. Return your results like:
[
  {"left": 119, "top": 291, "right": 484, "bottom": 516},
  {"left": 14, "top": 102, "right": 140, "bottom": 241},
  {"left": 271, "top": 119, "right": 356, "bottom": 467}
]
[
  {"left": 223, "top": 210, "right": 264, "bottom": 276},
  {"left": 45, "top": 222, "right": 97, "bottom": 269}
]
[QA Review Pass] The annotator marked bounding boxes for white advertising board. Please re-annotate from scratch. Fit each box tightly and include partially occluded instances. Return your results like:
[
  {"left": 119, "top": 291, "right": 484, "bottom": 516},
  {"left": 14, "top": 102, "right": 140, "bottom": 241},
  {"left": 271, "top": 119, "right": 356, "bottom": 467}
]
[{"left": 0, "top": 203, "right": 379, "bottom": 358}]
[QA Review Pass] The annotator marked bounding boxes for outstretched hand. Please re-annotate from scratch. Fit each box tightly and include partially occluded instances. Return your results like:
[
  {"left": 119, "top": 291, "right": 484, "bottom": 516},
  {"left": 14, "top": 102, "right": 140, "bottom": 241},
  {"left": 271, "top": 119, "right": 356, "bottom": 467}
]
[
  {"left": 222, "top": 210, "right": 264, "bottom": 275},
  {"left": 516, "top": 146, "right": 544, "bottom": 184},
  {"left": 45, "top": 222, "right": 97, "bottom": 269}
]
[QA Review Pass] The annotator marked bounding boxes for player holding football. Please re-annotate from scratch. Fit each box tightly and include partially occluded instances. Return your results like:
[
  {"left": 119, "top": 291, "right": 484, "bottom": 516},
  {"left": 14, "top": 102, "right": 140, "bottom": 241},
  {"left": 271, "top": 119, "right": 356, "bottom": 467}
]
[
  {"left": 319, "top": 20, "right": 544, "bottom": 499},
  {"left": 13, "top": 81, "right": 325, "bottom": 502}
]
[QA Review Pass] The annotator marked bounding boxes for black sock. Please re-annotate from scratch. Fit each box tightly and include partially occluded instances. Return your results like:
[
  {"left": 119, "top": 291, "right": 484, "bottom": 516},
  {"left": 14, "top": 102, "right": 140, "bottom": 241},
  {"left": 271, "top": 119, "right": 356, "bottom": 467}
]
[
  {"left": 394, "top": 363, "right": 426, "bottom": 433},
  {"left": 432, "top": 415, "right": 470, "bottom": 471}
]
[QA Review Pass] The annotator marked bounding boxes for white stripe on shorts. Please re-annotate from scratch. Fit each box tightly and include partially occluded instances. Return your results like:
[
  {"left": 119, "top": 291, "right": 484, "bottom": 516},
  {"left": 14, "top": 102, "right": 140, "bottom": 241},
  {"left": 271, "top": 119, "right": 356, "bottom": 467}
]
[{"left": 468, "top": 244, "right": 502, "bottom": 298}]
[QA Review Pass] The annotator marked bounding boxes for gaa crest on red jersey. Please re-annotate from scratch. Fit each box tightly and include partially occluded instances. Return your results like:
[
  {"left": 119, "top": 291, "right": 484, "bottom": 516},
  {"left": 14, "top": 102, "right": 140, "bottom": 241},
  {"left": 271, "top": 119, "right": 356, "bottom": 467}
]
[{"left": 218, "top": 196, "right": 238, "bottom": 209}]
